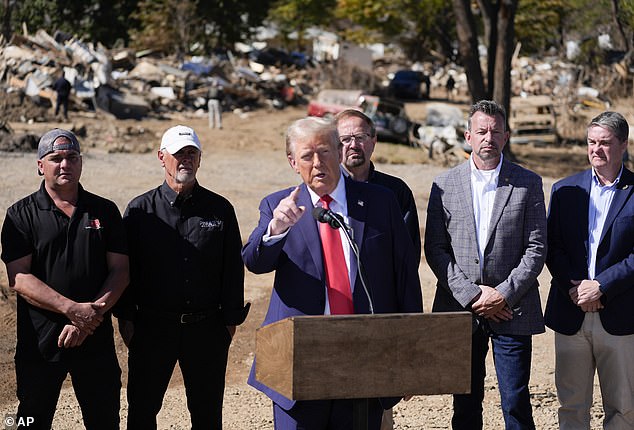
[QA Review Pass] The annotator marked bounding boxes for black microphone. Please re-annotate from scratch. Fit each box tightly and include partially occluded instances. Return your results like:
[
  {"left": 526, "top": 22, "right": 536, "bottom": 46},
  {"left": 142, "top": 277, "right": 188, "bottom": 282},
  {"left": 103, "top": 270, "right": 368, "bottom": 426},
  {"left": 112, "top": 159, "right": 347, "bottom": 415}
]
[{"left": 312, "top": 206, "right": 345, "bottom": 230}]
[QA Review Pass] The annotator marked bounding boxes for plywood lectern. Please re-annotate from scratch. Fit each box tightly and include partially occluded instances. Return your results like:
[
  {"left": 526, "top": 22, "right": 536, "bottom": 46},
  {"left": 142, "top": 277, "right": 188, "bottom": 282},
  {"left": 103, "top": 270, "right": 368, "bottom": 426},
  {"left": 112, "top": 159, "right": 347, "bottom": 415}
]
[{"left": 255, "top": 312, "right": 471, "bottom": 401}]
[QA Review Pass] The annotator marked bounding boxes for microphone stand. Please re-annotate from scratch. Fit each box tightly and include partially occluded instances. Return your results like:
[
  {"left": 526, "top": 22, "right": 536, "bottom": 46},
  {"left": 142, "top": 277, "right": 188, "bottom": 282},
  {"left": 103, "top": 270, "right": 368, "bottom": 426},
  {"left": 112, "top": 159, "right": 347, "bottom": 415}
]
[
  {"left": 330, "top": 214, "right": 373, "bottom": 430},
  {"left": 330, "top": 215, "right": 374, "bottom": 315}
]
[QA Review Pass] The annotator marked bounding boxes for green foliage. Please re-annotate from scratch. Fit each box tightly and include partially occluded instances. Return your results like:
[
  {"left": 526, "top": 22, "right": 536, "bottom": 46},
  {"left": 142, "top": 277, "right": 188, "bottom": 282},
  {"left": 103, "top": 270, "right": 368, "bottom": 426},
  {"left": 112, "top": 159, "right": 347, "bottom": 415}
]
[
  {"left": 336, "top": 0, "right": 454, "bottom": 61},
  {"left": 129, "top": 0, "right": 199, "bottom": 54},
  {"left": 267, "top": 0, "right": 336, "bottom": 49},
  {"left": 129, "top": 0, "right": 272, "bottom": 54},
  {"left": 515, "top": 0, "right": 567, "bottom": 55},
  {"left": 197, "top": 0, "right": 272, "bottom": 49},
  {"left": 3, "top": 0, "right": 137, "bottom": 46},
  {"left": 1, "top": 0, "right": 633, "bottom": 63}
]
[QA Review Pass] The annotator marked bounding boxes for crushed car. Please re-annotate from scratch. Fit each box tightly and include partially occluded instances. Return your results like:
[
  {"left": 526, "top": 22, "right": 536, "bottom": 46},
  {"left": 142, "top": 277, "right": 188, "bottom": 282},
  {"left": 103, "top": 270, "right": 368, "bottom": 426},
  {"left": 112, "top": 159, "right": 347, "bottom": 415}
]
[{"left": 307, "top": 89, "right": 420, "bottom": 146}]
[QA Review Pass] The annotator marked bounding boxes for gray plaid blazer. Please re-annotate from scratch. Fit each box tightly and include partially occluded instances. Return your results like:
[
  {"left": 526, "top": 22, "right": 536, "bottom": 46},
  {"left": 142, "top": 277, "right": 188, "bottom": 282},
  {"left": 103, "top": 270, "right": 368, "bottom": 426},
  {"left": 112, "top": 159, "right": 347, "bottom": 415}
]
[{"left": 424, "top": 159, "right": 546, "bottom": 335}]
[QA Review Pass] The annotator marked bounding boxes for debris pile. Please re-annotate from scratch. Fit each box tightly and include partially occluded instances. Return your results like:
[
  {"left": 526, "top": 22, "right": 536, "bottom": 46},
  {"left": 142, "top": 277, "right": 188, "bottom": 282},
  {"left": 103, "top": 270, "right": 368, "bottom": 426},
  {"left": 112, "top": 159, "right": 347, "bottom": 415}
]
[
  {"left": 1, "top": 27, "right": 632, "bottom": 156},
  {"left": 0, "top": 29, "right": 327, "bottom": 123}
]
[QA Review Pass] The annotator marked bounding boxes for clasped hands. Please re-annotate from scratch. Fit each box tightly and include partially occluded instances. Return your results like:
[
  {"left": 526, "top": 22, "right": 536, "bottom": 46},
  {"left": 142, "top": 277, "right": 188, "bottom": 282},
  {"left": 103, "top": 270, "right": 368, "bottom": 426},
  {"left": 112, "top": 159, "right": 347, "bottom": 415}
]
[
  {"left": 471, "top": 285, "right": 513, "bottom": 323},
  {"left": 569, "top": 279, "right": 603, "bottom": 312},
  {"left": 58, "top": 301, "right": 107, "bottom": 348}
]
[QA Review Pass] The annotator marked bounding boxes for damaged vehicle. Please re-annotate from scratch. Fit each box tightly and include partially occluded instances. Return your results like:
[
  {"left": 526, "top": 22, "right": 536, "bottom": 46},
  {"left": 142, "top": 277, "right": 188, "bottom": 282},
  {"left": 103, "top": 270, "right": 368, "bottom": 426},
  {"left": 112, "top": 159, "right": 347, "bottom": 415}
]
[{"left": 307, "top": 89, "right": 420, "bottom": 146}]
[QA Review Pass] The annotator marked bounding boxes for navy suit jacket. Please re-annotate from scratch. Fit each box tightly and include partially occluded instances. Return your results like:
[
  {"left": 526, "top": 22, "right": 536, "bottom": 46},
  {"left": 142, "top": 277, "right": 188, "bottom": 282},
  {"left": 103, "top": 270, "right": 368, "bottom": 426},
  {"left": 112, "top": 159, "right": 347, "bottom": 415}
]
[
  {"left": 242, "top": 177, "right": 423, "bottom": 410},
  {"left": 545, "top": 167, "right": 634, "bottom": 335}
]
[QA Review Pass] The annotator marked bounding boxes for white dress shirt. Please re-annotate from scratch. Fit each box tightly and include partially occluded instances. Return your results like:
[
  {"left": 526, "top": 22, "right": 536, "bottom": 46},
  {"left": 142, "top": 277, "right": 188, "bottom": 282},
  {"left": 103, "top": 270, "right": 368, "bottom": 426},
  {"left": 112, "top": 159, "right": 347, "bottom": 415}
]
[{"left": 470, "top": 155, "right": 503, "bottom": 272}]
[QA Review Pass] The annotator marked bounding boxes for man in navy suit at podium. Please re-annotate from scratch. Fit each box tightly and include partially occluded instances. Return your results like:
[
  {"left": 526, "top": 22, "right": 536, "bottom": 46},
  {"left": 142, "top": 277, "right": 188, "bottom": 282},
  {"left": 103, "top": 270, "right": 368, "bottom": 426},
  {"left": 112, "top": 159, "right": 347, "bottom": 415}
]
[{"left": 242, "top": 116, "right": 422, "bottom": 429}]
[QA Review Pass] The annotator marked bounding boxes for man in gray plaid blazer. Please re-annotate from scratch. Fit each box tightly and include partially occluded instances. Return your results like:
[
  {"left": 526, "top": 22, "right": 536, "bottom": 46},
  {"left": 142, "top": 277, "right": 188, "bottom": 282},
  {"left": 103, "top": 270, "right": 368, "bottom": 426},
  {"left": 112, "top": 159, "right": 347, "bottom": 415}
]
[{"left": 424, "top": 100, "right": 546, "bottom": 430}]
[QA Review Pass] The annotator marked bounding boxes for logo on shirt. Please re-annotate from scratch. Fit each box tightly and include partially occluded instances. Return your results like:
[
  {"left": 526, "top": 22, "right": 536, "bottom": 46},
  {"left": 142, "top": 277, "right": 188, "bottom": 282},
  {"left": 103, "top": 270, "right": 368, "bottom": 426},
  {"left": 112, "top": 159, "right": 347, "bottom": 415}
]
[
  {"left": 85, "top": 218, "right": 103, "bottom": 230},
  {"left": 200, "top": 219, "right": 223, "bottom": 230}
]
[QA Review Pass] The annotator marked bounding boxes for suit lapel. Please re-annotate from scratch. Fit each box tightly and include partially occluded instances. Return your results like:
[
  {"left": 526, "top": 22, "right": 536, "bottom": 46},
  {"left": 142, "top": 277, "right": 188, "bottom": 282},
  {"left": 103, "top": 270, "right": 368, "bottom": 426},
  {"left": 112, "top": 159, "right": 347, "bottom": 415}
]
[
  {"left": 486, "top": 160, "right": 513, "bottom": 246},
  {"left": 578, "top": 170, "right": 592, "bottom": 254},
  {"left": 296, "top": 183, "right": 323, "bottom": 279},
  {"left": 456, "top": 162, "right": 477, "bottom": 238},
  {"left": 599, "top": 168, "right": 634, "bottom": 245}
]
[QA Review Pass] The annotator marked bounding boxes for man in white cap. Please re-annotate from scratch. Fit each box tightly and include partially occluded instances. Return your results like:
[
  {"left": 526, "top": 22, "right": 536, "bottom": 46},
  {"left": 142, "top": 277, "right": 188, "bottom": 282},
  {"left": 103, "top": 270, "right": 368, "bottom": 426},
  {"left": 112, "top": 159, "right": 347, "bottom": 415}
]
[
  {"left": 1, "top": 128, "right": 129, "bottom": 429},
  {"left": 116, "top": 125, "right": 249, "bottom": 430}
]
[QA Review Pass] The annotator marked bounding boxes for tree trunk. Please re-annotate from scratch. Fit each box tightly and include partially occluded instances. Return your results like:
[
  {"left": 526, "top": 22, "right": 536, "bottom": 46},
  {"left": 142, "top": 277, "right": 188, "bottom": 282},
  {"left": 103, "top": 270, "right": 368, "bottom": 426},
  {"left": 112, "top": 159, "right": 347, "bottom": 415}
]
[
  {"left": 611, "top": 0, "right": 630, "bottom": 52},
  {"left": 492, "top": 0, "right": 517, "bottom": 119},
  {"left": 492, "top": 0, "right": 518, "bottom": 160},
  {"left": 452, "top": 0, "right": 487, "bottom": 102},
  {"left": 476, "top": 0, "right": 497, "bottom": 98},
  {"left": 2, "top": 0, "right": 11, "bottom": 42}
]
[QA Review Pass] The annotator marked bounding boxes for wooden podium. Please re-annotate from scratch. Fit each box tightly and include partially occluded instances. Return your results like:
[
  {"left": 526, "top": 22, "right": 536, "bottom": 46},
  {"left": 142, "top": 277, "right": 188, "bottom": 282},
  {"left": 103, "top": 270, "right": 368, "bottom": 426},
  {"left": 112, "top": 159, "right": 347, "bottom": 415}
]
[{"left": 255, "top": 312, "right": 472, "bottom": 402}]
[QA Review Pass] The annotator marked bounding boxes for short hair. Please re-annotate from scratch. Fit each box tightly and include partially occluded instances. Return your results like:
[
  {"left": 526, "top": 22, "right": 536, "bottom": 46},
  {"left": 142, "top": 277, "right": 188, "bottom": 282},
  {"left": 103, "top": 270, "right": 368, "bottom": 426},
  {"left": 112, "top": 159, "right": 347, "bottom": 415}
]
[
  {"left": 286, "top": 117, "right": 340, "bottom": 156},
  {"left": 588, "top": 111, "right": 629, "bottom": 143},
  {"left": 467, "top": 100, "right": 507, "bottom": 131},
  {"left": 334, "top": 109, "right": 376, "bottom": 137}
]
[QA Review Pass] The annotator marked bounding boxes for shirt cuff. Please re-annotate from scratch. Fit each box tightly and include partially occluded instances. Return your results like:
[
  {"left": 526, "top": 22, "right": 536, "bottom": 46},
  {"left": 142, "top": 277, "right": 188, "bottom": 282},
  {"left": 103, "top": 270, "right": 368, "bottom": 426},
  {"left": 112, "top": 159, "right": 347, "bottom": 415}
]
[{"left": 262, "top": 221, "right": 289, "bottom": 245}]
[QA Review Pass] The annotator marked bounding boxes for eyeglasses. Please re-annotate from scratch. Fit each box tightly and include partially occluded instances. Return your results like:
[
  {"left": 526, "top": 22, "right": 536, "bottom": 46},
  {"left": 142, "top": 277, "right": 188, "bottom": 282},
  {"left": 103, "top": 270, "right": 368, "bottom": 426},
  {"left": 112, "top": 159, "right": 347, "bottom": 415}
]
[{"left": 340, "top": 133, "right": 371, "bottom": 145}]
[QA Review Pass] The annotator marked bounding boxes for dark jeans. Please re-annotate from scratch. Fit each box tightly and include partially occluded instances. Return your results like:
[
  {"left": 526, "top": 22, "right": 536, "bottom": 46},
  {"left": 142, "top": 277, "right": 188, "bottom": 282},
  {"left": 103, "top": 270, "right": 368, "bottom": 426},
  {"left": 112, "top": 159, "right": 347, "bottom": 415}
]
[
  {"left": 126, "top": 316, "right": 232, "bottom": 430},
  {"left": 15, "top": 350, "right": 121, "bottom": 430},
  {"left": 55, "top": 94, "right": 69, "bottom": 118},
  {"left": 452, "top": 324, "right": 535, "bottom": 430},
  {"left": 273, "top": 398, "right": 384, "bottom": 430}
]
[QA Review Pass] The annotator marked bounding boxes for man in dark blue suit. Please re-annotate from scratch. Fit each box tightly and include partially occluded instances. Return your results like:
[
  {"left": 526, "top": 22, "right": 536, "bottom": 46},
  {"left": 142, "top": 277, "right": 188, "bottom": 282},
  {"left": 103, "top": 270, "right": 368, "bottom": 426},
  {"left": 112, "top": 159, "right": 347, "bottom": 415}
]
[
  {"left": 545, "top": 111, "right": 634, "bottom": 429},
  {"left": 242, "top": 117, "right": 423, "bottom": 430}
]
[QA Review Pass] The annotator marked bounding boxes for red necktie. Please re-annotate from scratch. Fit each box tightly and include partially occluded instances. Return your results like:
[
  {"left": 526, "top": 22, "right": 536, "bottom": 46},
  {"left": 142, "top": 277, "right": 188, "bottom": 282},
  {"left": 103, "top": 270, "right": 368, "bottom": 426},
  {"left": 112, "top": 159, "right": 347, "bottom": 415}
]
[{"left": 318, "top": 195, "right": 354, "bottom": 314}]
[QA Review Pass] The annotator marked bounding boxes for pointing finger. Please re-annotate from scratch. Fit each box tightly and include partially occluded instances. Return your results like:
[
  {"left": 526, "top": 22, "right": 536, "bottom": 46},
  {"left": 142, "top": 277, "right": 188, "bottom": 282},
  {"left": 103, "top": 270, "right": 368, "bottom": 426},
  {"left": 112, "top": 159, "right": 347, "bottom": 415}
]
[{"left": 289, "top": 186, "right": 301, "bottom": 202}]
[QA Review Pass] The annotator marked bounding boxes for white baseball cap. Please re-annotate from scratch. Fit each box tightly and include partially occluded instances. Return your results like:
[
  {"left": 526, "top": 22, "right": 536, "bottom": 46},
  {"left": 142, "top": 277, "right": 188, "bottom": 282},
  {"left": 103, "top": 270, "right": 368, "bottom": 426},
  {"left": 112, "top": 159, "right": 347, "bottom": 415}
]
[{"left": 160, "top": 125, "right": 201, "bottom": 154}]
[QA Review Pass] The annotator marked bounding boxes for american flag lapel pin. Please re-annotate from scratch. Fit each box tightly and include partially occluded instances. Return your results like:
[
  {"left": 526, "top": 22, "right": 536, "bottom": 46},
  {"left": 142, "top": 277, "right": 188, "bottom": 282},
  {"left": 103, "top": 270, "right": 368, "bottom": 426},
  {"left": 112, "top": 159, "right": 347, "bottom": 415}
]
[{"left": 85, "top": 218, "right": 102, "bottom": 229}]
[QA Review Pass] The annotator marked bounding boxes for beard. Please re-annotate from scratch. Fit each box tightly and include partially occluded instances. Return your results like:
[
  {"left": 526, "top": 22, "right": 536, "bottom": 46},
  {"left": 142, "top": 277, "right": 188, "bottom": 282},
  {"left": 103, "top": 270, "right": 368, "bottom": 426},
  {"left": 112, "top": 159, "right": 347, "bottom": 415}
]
[
  {"left": 174, "top": 170, "right": 196, "bottom": 184},
  {"left": 344, "top": 150, "right": 366, "bottom": 168}
]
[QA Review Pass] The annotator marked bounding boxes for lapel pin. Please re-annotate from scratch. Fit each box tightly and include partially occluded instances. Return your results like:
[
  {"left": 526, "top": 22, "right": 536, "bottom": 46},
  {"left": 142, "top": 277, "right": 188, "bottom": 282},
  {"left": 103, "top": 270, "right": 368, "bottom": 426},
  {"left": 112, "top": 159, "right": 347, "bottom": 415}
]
[{"left": 358, "top": 200, "right": 364, "bottom": 207}]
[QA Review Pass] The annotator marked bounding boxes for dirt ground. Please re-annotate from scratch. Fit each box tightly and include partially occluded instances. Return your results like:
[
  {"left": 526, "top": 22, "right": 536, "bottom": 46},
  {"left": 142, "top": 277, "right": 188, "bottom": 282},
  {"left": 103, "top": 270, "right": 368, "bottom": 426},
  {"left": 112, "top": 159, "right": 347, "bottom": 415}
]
[{"left": 0, "top": 97, "right": 628, "bottom": 429}]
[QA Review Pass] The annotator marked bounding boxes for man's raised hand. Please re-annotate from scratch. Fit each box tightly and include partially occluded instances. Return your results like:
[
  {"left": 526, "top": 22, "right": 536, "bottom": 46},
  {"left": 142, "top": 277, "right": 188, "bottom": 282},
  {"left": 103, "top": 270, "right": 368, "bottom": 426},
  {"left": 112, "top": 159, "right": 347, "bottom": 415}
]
[{"left": 270, "top": 186, "right": 306, "bottom": 235}]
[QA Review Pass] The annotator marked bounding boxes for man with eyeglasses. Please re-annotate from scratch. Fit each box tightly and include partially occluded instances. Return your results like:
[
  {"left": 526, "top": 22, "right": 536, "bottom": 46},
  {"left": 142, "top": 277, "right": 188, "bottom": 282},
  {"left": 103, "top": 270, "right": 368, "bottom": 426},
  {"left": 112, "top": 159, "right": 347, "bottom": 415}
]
[
  {"left": 116, "top": 125, "right": 249, "bottom": 429},
  {"left": 1, "top": 128, "right": 129, "bottom": 429},
  {"left": 335, "top": 109, "right": 421, "bottom": 265},
  {"left": 335, "top": 108, "right": 422, "bottom": 430}
]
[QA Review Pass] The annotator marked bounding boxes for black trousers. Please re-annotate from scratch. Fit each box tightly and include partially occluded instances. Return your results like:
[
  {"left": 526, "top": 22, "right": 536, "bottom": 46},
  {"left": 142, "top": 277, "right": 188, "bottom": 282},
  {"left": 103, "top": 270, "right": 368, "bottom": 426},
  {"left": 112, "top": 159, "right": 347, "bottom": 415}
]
[
  {"left": 126, "top": 316, "right": 232, "bottom": 430},
  {"left": 55, "top": 94, "right": 69, "bottom": 118},
  {"left": 15, "top": 349, "right": 121, "bottom": 430}
]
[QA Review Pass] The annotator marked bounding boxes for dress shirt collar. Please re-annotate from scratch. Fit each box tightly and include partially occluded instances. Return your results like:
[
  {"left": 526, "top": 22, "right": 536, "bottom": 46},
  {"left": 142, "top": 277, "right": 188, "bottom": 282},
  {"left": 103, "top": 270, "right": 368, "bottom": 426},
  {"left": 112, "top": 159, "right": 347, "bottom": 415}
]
[
  {"left": 591, "top": 165, "right": 623, "bottom": 188},
  {"left": 160, "top": 180, "right": 198, "bottom": 207},
  {"left": 307, "top": 173, "right": 347, "bottom": 211},
  {"left": 469, "top": 153, "right": 503, "bottom": 181}
]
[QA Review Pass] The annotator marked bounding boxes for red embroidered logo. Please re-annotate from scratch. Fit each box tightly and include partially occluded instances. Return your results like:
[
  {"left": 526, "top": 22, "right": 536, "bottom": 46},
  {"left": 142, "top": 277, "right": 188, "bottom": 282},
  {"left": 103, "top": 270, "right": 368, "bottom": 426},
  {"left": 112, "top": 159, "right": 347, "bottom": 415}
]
[{"left": 85, "top": 218, "right": 102, "bottom": 229}]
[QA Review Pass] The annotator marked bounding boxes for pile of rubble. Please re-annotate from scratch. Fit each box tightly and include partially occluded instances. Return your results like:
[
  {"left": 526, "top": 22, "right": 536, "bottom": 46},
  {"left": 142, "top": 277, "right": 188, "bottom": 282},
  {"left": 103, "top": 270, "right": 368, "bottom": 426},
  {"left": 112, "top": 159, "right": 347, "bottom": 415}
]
[
  {"left": 1, "top": 26, "right": 631, "bottom": 156},
  {"left": 0, "top": 28, "right": 336, "bottom": 124}
]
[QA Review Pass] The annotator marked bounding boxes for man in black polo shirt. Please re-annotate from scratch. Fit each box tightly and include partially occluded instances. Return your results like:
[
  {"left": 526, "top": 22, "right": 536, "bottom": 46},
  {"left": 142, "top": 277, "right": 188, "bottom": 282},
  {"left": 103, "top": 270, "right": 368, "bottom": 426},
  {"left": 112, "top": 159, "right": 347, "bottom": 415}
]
[
  {"left": 1, "top": 128, "right": 129, "bottom": 430},
  {"left": 335, "top": 109, "right": 421, "bottom": 263},
  {"left": 117, "top": 125, "right": 249, "bottom": 430}
]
